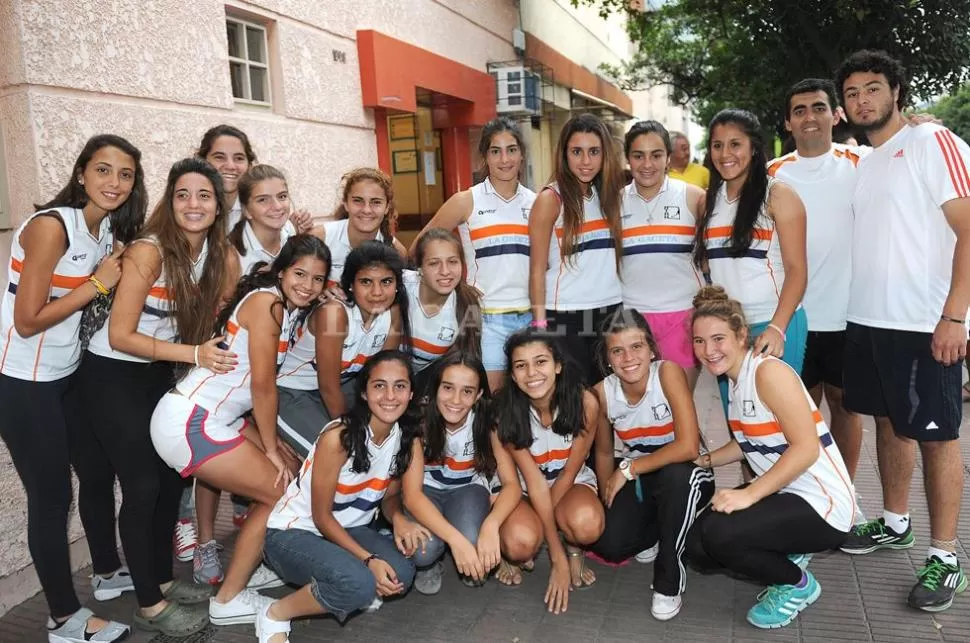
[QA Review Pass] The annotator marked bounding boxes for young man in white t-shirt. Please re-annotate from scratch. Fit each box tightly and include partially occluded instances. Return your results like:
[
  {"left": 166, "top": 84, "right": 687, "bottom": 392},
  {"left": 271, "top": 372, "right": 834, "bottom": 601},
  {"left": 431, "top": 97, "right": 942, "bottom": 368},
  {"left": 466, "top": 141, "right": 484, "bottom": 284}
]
[
  {"left": 767, "top": 78, "right": 866, "bottom": 486},
  {"left": 836, "top": 49, "right": 969, "bottom": 613}
]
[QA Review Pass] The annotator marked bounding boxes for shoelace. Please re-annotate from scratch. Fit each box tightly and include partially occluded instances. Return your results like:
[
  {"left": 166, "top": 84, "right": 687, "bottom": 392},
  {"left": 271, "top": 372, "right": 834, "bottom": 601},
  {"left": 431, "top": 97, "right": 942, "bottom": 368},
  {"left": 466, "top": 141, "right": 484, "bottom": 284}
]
[
  {"left": 754, "top": 585, "right": 789, "bottom": 611},
  {"left": 196, "top": 542, "right": 221, "bottom": 569},
  {"left": 175, "top": 522, "right": 196, "bottom": 546},
  {"left": 855, "top": 519, "right": 885, "bottom": 536},
  {"left": 917, "top": 559, "right": 950, "bottom": 591}
]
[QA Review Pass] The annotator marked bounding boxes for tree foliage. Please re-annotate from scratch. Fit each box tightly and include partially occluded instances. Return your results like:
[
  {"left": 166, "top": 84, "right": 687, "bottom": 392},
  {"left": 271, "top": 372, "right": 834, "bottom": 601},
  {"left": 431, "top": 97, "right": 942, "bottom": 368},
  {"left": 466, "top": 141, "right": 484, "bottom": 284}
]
[
  {"left": 575, "top": 0, "right": 970, "bottom": 137},
  {"left": 929, "top": 85, "right": 970, "bottom": 142}
]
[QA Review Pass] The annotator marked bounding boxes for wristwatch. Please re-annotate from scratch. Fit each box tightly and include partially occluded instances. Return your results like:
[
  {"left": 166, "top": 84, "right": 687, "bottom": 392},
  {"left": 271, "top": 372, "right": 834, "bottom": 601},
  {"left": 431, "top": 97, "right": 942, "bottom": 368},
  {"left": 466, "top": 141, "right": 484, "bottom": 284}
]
[{"left": 619, "top": 458, "right": 636, "bottom": 481}]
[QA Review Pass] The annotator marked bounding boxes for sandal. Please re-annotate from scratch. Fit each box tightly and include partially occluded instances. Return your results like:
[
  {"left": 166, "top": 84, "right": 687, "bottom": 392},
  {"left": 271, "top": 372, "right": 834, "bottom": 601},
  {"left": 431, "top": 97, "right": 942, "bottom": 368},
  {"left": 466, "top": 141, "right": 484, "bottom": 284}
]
[
  {"left": 255, "top": 601, "right": 291, "bottom": 643},
  {"left": 132, "top": 602, "right": 208, "bottom": 637},
  {"left": 47, "top": 608, "right": 130, "bottom": 643},
  {"left": 162, "top": 579, "right": 213, "bottom": 605},
  {"left": 495, "top": 559, "right": 523, "bottom": 587},
  {"left": 566, "top": 546, "right": 596, "bottom": 589}
]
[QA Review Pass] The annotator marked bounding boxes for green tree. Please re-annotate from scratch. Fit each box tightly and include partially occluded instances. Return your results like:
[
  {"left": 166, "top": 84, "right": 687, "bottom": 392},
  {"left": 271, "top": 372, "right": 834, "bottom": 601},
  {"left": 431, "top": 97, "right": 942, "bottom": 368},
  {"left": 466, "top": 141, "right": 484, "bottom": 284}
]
[
  {"left": 576, "top": 0, "right": 970, "bottom": 137},
  {"left": 929, "top": 85, "right": 970, "bottom": 142}
]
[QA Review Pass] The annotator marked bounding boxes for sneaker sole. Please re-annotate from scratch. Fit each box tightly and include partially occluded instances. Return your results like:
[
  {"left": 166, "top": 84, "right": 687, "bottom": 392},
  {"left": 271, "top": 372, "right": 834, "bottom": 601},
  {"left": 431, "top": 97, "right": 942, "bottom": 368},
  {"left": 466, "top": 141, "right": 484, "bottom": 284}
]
[
  {"left": 175, "top": 550, "right": 195, "bottom": 563},
  {"left": 247, "top": 579, "right": 286, "bottom": 591},
  {"left": 209, "top": 613, "right": 258, "bottom": 626},
  {"left": 194, "top": 574, "right": 224, "bottom": 586},
  {"left": 840, "top": 540, "right": 915, "bottom": 555},
  {"left": 651, "top": 605, "right": 681, "bottom": 621},
  {"left": 746, "top": 583, "right": 821, "bottom": 629}
]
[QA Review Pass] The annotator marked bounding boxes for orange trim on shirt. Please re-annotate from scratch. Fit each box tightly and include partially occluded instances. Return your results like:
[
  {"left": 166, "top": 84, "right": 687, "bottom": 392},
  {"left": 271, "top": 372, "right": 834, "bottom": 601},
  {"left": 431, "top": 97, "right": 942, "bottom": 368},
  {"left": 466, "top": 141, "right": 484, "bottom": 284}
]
[
  {"left": 11, "top": 258, "right": 90, "bottom": 289},
  {"left": 469, "top": 223, "right": 529, "bottom": 241},
  {"left": 533, "top": 447, "right": 571, "bottom": 465},
  {"left": 767, "top": 156, "right": 797, "bottom": 177},
  {"left": 336, "top": 477, "right": 391, "bottom": 495},
  {"left": 411, "top": 337, "right": 450, "bottom": 356},
  {"left": 430, "top": 456, "right": 476, "bottom": 472},
  {"left": 621, "top": 224, "right": 695, "bottom": 238},
  {"left": 148, "top": 286, "right": 173, "bottom": 300},
  {"left": 704, "top": 226, "right": 772, "bottom": 241},
  {"left": 615, "top": 424, "right": 674, "bottom": 441},
  {"left": 554, "top": 218, "right": 609, "bottom": 238}
]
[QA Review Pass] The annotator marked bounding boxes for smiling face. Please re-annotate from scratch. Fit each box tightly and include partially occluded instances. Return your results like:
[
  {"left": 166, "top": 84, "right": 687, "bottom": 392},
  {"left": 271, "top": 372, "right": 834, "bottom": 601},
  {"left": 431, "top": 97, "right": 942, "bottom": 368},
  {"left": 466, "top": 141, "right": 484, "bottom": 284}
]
[
  {"left": 486, "top": 131, "right": 523, "bottom": 183},
  {"left": 692, "top": 315, "right": 746, "bottom": 378},
  {"left": 436, "top": 363, "right": 483, "bottom": 429},
  {"left": 842, "top": 71, "right": 898, "bottom": 132},
  {"left": 363, "top": 359, "right": 412, "bottom": 427},
  {"left": 605, "top": 328, "right": 654, "bottom": 384},
  {"left": 204, "top": 135, "right": 250, "bottom": 197},
  {"left": 709, "top": 123, "right": 753, "bottom": 183},
  {"left": 671, "top": 135, "right": 691, "bottom": 167},
  {"left": 627, "top": 132, "right": 669, "bottom": 191},
  {"left": 510, "top": 341, "right": 561, "bottom": 403},
  {"left": 419, "top": 238, "right": 462, "bottom": 298},
  {"left": 79, "top": 146, "right": 136, "bottom": 214},
  {"left": 565, "top": 132, "right": 603, "bottom": 186},
  {"left": 786, "top": 90, "right": 837, "bottom": 151},
  {"left": 245, "top": 177, "right": 290, "bottom": 232},
  {"left": 352, "top": 263, "right": 397, "bottom": 316},
  {"left": 172, "top": 172, "right": 218, "bottom": 235},
  {"left": 279, "top": 255, "right": 328, "bottom": 309},
  {"left": 344, "top": 179, "right": 389, "bottom": 236}
]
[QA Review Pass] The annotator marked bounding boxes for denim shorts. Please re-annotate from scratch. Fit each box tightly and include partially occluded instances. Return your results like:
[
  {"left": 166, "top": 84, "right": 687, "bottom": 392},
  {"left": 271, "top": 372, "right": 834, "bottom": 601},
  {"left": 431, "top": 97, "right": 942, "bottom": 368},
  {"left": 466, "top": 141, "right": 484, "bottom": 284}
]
[{"left": 481, "top": 311, "right": 532, "bottom": 371}]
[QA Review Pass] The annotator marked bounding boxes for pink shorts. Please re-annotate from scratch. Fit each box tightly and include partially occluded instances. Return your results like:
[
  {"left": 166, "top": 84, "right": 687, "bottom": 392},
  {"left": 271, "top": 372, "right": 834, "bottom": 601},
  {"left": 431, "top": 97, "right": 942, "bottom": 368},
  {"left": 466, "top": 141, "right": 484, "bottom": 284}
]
[{"left": 642, "top": 309, "right": 698, "bottom": 370}]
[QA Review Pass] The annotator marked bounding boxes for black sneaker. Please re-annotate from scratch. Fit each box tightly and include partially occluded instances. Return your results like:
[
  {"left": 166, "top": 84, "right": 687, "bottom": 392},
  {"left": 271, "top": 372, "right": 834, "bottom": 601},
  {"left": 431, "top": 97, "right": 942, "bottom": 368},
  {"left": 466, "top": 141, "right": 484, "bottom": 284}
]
[
  {"left": 840, "top": 518, "right": 915, "bottom": 554},
  {"left": 907, "top": 556, "right": 967, "bottom": 612}
]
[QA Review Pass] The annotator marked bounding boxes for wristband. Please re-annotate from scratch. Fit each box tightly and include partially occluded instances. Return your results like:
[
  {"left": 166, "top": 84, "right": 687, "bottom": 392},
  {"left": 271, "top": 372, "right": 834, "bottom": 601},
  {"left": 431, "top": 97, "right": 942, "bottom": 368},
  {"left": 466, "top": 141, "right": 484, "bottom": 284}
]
[
  {"left": 193, "top": 345, "right": 200, "bottom": 367},
  {"left": 941, "top": 314, "right": 966, "bottom": 325},
  {"left": 88, "top": 275, "right": 111, "bottom": 296},
  {"left": 362, "top": 553, "right": 380, "bottom": 567},
  {"left": 767, "top": 323, "right": 786, "bottom": 341},
  {"left": 530, "top": 318, "right": 549, "bottom": 330}
]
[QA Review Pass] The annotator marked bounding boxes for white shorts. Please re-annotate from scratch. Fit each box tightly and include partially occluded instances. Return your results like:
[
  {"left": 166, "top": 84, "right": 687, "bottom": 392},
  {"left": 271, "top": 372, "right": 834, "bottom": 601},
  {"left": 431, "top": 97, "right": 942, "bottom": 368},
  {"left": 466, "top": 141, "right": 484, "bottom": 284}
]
[{"left": 150, "top": 392, "right": 247, "bottom": 477}]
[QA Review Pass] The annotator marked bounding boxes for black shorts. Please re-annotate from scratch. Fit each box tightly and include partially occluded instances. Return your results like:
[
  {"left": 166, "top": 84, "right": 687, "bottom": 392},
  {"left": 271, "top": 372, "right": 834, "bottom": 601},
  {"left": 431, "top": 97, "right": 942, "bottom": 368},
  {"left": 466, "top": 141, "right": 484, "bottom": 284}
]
[
  {"left": 843, "top": 322, "right": 962, "bottom": 441},
  {"left": 801, "top": 330, "right": 846, "bottom": 390}
]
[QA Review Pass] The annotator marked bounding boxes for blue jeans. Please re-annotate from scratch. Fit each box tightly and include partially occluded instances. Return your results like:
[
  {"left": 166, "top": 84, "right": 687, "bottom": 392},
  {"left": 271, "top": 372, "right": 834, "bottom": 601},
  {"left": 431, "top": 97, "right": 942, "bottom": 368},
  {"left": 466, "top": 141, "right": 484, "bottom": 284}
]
[
  {"left": 481, "top": 312, "right": 532, "bottom": 371},
  {"left": 409, "top": 484, "right": 491, "bottom": 568},
  {"left": 264, "top": 525, "right": 415, "bottom": 622}
]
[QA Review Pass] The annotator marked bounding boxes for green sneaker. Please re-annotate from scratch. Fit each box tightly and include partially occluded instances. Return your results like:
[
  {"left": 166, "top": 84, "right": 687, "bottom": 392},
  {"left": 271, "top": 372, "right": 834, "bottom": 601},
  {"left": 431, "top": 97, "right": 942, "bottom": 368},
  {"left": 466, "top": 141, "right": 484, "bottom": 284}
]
[
  {"left": 907, "top": 556, "right": 967, "bottom": 612},
  {"left": 746, "top": 571, "right": 821, "bottom": 629},
  {"left": 840, "top": 518, "right": 914, "bottom": 554}
]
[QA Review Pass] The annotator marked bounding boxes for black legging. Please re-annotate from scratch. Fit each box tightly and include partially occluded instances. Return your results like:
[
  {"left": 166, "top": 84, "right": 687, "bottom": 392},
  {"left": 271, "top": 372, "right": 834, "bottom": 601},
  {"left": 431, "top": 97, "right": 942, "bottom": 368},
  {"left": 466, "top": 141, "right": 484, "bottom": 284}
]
[
  {"left": 0, "top": 373, "right": 121, "bottom": 618},
  {"left": 686, "top": 487, "right": 847, "bottom": 586},
  {"left": 76, "top": 354, "right": 185, "bottom": 607},
  {"left": 548, "top": 303, "right": 621, "bottom": 385}
]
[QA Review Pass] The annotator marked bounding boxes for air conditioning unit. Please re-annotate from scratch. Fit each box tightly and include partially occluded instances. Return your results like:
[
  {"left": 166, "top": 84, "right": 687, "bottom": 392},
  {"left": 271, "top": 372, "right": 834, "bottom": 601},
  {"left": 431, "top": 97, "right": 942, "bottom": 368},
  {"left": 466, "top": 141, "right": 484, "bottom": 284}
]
[{"left": 493, "top": 66, "right": 541, "bottom": 115}]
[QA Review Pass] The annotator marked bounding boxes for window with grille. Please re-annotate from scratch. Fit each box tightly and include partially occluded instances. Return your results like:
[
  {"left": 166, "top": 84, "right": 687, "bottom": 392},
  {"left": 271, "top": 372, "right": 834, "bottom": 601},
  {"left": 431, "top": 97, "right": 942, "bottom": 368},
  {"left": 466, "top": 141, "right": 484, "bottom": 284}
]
[{"left": 226, "top": 17, "right": 271, "bottom": 104}]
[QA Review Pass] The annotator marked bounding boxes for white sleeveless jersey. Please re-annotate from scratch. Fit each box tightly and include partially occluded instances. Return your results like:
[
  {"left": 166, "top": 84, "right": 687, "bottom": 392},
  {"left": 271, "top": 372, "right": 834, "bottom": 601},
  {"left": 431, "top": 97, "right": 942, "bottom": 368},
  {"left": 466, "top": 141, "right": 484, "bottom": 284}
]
[
  {"left": 276, "top": 318, "right": 317, "bottom": 390},
  {"left": 0, "top": 207, "right": 113, "bottom": 381},
  {"left": 339, "top": 302, "right": 391, "bottom": 382},
  {"left": 227, "top": 197, "right": 243, "bottom": 231},
  {"left": 237, "top": 220, "right": 296, "bottom": 277},
  {"left": 524, "top": 407, "right": 597, "bottom": 489},
  {"left": 457, "top": 179, "right": 536, "bottom": 312},
  {"left": 603, "top": 361, "right": 677, "bottom": 455},
  {"left": 705, "top": 180, "right": 787, "bottom": 324},
  {"left": 544, "top": 184, "right": 622, "bottom": 311},
  {"left": 423, "top": 410, "right": 488, "bottom": 490},
  {"left": 403, "top": 270, "right": 457, "bottom": 371},
  {"left": 268, "top": 420, "right": 402, "bottom": 532},
  {"left": 177, "top": 287, "right": 295, "bottom": 420},
  {"left": 88, "top": 238, "right": 209, "bottom": 363},
  {"left": 324, "top": 219, "right": 385, "bottom": 286},
  {"left": 620, "top": 179, "right": 702, "bottom": 313},
  {"left": 729, "top": 351, "right": 855, "bottom": 532}
]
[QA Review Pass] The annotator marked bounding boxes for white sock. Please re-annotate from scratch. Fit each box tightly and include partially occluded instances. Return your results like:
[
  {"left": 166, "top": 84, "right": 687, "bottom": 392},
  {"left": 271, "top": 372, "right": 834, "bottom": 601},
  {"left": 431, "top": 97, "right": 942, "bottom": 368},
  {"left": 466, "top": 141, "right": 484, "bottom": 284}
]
[
  {"left": 927, "top": 547, "right": 958, "bottom": 566},
  {"left": 882, "top": 510, "right": 909, "bottom": 534}
]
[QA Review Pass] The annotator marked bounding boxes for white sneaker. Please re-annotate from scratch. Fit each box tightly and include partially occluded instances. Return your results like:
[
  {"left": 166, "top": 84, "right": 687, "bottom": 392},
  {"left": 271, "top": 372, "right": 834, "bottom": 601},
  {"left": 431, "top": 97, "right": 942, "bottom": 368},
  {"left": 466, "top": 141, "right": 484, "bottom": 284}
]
[
  {"left": 248, "top": 563, "right": 286, "bottom": 590},
  {"left": 364, "top": 596, "right": 383, "bottom": 613},
  {"left": 635, "top": 543, "right": 660, "bottom": 564},
  {"left": 90, "top": 566, "right": 135, "bottom": 601},
  {"left": 651, "top": 591, "right": 682, "bottom": 621},
  {"left": 209, "top": 588, "right": 273, "bottom": 626},
  {"left": 174, "top": 519, "right": 197, "bottom": 563},
  {"left": 255, "top": 602, "right": 291, "bottom": 643}
]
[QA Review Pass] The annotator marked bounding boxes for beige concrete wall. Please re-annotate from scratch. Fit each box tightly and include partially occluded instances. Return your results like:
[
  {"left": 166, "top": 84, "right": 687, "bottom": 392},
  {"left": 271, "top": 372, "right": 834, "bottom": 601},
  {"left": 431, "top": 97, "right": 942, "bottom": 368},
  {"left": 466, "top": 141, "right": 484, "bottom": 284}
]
[{"left": 0, "top": 0, "right": 517, "bottom": 615}]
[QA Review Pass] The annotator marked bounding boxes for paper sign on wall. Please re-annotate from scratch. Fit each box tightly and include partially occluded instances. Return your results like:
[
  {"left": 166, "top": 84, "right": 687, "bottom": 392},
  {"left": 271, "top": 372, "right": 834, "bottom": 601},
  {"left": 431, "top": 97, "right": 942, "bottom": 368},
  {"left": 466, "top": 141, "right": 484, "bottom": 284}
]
[{"left": 423, "top": 151, "right": 436, "bottom": 185}]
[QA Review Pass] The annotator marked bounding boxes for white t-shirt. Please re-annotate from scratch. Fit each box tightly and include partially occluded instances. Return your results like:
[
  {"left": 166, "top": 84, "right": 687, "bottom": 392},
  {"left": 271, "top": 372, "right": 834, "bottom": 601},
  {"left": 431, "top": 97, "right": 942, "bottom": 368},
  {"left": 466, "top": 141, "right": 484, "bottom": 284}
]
[
  {"left": 768, "top": 144, "right": 869, "bottom": 331},
  {"left": 850, "top": 124, "right": 970, "bottom": 333}
]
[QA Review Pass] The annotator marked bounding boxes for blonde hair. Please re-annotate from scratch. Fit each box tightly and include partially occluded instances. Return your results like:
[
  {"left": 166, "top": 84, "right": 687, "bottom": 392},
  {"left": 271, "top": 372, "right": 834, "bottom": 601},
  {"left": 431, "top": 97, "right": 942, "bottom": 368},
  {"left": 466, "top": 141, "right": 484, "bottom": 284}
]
[{"left": 691, "top": 285, "right": 748, "bottom": 341}]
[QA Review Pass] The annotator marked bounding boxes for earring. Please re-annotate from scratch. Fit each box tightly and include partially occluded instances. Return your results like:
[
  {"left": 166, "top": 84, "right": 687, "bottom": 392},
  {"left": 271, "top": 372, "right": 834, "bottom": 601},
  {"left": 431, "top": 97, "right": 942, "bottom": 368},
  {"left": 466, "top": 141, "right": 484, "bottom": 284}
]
[{"left": 78, "top": 178, "right": 85, "bottom": 186}]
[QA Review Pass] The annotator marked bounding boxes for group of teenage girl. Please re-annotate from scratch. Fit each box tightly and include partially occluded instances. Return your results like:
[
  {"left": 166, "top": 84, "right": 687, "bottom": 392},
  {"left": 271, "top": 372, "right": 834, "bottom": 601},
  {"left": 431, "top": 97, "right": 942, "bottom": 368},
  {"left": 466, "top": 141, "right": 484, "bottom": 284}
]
[{"left": 0, "top": 107, "right": 855, "bottom": 643}]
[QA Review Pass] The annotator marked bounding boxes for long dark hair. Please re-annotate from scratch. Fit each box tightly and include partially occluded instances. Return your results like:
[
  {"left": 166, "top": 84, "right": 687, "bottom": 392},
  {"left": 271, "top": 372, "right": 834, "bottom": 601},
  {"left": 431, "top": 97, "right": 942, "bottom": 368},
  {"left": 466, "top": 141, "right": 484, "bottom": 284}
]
[
  {"left": 596, "top": 306, "right": 661, "bottom": 376},
  {"left": 196, "top": 124, "right": 257, "bottom": 164},
  {"left": 331, "top": 168, "right": 397, "bottom": 248},
  {"left": 413, "top": 228, "right": 482, "bottom": 358},
  {"left": 694, "top": 109, "right": 769, "bottom": 268},
  {"left": 339, "top": 350, "right": 422, "bottom": 476},
  {"left": 341, "top": 241, "right": 413, "bottom": 355},
  {"left": 139, "top": 158, "right": 230, "bottom": 361},
  {"left": 496, "top": 329, "right": 588, "bottom": 449},
  {"left": 423, "top": 351, "right": 495, "bottom": 477},
  {"left": 551, "top": 113, "right": 624, "bottom": 271},
  {"left": 214, "top": 234, "right": 330, "bottom": 337},
  {"left": 228, "top": 164, "right": 289, "bottom": 256},
  {"left": 478, "top": 117, "right": 526, "bottom": 178},
  {"left": 36, "top": 134, "right": 148, "bottom": 244}
]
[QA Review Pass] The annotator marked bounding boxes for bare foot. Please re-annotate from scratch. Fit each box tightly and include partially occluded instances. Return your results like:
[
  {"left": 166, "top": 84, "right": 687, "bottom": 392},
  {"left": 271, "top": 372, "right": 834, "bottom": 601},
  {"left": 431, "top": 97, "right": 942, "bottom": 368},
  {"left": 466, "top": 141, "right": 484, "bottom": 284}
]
[
  {"left": 566, "top": 547, "right": 595, "bottom": 588},
  {"left": 495, "top": 559, "right": 522, "bottom": 586}
]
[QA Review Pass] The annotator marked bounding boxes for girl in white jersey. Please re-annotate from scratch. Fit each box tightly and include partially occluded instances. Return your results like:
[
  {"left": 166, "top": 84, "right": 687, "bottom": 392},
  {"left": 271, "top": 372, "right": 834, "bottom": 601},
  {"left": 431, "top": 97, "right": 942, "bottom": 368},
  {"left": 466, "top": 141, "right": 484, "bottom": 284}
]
[
  {"left": 276, "top": 241, "right": 408, "bottom": 458},
  {"left": 401, "top": 352, "right": 521, "bottom": 594},
  {"left": 686, "top": 286, "right": 854, "bottom": 630},
  {"left": 405, "top": 229, "right": 483, "bottom": 387},
  {"left": 414, "top": 117, "right": 536, "bottom": 391},
  {"left": 77, "top": 158, "right": 236, "bottom": 636},
  {"left": 0, "top": 134, "right": 146, "bottom": 643},
  {"left": 620, "top": 121, "right": 706, "bottom": 388},
  {"left": 495, "top": 329, "right": 605, "bottom": 614},
  {"left": 258, "top": 351, "right": 424, "bottom": 640},
  {"left": 589, "top": 309, "right": 714, "bottom": 621},
  {"left": 694, "top": 109, "right": 808, "bottom": 415},
  {"left": 529, "top": 113, "right": 626, "bottom": 385},
  {"left": 150, "top": 235, "right": 329, "bottom": 628},
  {"left": 318, "top": 168, "right": 407, "bottom": 294}
]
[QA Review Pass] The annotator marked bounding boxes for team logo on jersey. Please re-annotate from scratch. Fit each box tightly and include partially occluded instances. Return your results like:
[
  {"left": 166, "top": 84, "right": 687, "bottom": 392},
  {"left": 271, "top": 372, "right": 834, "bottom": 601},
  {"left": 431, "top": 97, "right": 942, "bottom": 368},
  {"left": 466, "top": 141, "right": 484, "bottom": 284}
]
[
  {"left": 611, "top": 412, "right": 630, "bottom": 423},
  {"left": 742, "top": 400, "right": 756, "bottom": 417},
  {"left": 663, "top": 206, "right": 681, "bottom": 220},
  {"left": 371, "top": 333, "right": 387, "bottom": 348},
  {"left": 71, "top": 253, "right": 88, "bottom": 262},
  {"left": 621, "top": 211, "right": 633, "bottom": 219},
  {"left": 652, "top": 403, "right": 671, "bottom": 421},
  {"left": 477, "top": 208, "right": 497, "bottom": 216},
  {"left": 562, "top": 433, "right": 573, "bottom": 444},
  {"left": 438, "top": 327, "right": 456, "bottom": 341},
  {"left": 521, "top": 207, "right": 532, "bottom": 220},
  {"left": 462, "top": 440, "right": 475, "bottom": 457}
]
